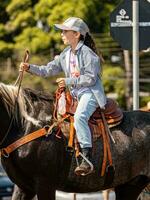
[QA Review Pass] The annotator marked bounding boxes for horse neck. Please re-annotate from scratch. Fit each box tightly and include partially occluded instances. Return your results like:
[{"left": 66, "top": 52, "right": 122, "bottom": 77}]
[{"left": 0, "top": 85, "right": 55, "bottom": 148}]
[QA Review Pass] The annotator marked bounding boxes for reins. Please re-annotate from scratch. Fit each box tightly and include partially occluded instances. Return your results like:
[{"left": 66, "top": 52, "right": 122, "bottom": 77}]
[
  {"left": 0, "top": 50, "right": 29, "bottom": 146},
  {"left": 14, "top": 50, "right": 29, "bottom": 87}
]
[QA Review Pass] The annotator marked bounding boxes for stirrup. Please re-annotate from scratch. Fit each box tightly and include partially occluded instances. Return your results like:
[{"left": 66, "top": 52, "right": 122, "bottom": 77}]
[{"left": 75, "top": 152, "right": 94, "bottom": 176}]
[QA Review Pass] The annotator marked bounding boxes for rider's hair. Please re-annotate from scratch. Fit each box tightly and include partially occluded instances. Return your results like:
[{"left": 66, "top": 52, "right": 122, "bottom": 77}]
[{"left": 80, "top": 33, "right": 104, "bottom": 64}]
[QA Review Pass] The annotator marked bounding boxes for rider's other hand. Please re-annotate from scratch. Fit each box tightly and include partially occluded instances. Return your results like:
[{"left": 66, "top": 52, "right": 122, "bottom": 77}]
[
  {"left": 56, "top": 78, "right": 66, "bottom": 88},
  {"left": 19, "top": 62, "right": 30, "bottom": 72}
]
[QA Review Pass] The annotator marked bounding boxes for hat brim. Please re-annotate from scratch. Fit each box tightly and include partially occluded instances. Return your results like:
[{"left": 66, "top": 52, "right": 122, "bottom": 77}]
[{"left": 54, "top": 24, "right": 72, "bottom": 31}]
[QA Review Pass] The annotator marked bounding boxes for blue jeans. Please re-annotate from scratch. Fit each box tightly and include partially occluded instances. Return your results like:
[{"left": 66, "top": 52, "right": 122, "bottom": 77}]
[{"left": 74, "top": 92, "right": 99, "bottom": 148}]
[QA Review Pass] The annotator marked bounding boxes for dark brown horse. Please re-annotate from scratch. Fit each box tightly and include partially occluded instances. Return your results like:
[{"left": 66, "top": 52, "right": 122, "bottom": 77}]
[{"left": 0, "top": 83, "right": 149, "bottom": 200}]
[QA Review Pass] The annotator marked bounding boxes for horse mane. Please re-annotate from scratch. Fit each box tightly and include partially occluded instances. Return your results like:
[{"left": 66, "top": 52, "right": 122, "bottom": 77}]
[
  {"left": 24, "top": 87, "right": 53, "bottom": 102},
  {"left": 0, "top": 83, "right": 21, "bottom": 114},
  {"left": 0, "top": 83, "right": 53, "bottom": 127}
]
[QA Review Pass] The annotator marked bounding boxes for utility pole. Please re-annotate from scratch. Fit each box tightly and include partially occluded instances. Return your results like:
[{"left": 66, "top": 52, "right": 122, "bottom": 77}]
[
  {"left": 123, "top": 50, "right": 132, "bottom": 110},
  {"left": 132, "top": 0, "right": 139, "bottom": 110}
]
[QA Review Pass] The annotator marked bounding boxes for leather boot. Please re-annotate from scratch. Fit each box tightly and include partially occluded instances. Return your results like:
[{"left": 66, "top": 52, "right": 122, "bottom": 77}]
[{"left": 74, "top": 147, "right": 94, "bottom": 176}]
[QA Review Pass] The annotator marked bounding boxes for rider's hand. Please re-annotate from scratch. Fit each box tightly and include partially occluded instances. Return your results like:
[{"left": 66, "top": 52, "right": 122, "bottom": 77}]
[
  {"left": 56, "top": 78, "right": 66, "bottom": 88},
  {"left": 19, "top": 62, "right": 30, "bottom": 72}
]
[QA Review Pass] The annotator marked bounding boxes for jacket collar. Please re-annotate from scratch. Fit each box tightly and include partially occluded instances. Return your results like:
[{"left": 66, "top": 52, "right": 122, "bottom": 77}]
[
  {"left": 68, "top": 40, "right": 84, "bottom": 54},
  {"left": 75, "top": 40, "right": 84, "bottom": 51}
]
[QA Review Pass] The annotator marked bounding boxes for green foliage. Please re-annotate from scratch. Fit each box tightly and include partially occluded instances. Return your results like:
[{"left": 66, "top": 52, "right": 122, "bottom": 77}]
[
  {"left": 6, "top": 0, "right": 35, "bottom": 34},
  {"left": 103, "top": 65, "right": 125, "bottom": 93},
  {"left": 0, "top": 0, "right": 120, "bottom": 56},
  {"left": 82, "top": 0, "right": 112, "bottom": 32},
  {"left": 140, "top": 96, "right": 150, "bottom": 108},
  {"left": 34, "top": 0, "right": 120, "bottom": 36},
  {"left": 0, "top": 40, "right": 13, "bottom": 57},
  {"left": 0, "top": 24, "right": 7, "bottom": 38},
  {"left": 102, "top": 65, "right": 126, "bottom": 107},
  {"left": 46, "top": 1, "right": 85, "bottom": 25},
  {"left": 6, "top": 0, "right": 32, "bottom": 18},
  {"left": 34, "top": 0, "right": 58, "bottom": 21},
  {"left": 9, "top": 9, "right": 35, "bottom": 31},
  {"left": 14, "top": 27, "right": 52, "bottom": 54},
  {"left": 0, "top": 0, "right": 10, "bottom": 23}
]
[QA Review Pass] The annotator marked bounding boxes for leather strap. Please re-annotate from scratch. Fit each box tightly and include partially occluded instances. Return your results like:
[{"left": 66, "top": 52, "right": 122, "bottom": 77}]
[
  {"left": 0, "top": 127, "right": 49, "bottom": 157},
  {"left": 97, "top": 117, "right": 113, "bottom": 176},
  {"left": 53, "top": 87, "right": 65, "bottom": 120},
  {"left": 0, "top": 114, "right": 71, "bottom": 157},
  {"left": 68, "top": 116, "right": 75, "bottom": 147}
]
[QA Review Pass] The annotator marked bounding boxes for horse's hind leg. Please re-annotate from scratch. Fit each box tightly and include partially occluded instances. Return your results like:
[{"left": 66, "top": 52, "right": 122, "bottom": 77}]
[
  {"left": 12, "top": 185, "right": 36, "bottom": 200},
  {"left": 115, "top": 175, "right": 150, "bottom": 200}
]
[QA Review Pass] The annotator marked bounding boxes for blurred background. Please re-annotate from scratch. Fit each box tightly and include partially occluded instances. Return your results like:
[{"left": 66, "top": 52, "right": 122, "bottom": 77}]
[
  {"left": 0, "top": 0, "right": 150, "bottom": 110},
  {"left": 0, "top": 1, "right": 150, "bottom": 199}
]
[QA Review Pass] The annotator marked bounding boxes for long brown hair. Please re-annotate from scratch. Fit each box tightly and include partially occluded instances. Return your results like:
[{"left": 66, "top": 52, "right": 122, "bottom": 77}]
[{"left": 80, "top": 33, "right": 104, "bottom": 63}]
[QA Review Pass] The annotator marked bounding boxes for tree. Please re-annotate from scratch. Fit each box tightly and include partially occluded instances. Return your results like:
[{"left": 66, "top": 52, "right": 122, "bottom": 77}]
[
  {"left": 14, "top": 27, "right": 53, "bottom": 53},
  {"left": 0, "top": 0, "right": 120, "bottom": 56},
  {"left": 0, "top": 0, "right": 10, "bottom": 24},
  {"left": 102, "top": 65, "right": 126, "bottom": 108}
]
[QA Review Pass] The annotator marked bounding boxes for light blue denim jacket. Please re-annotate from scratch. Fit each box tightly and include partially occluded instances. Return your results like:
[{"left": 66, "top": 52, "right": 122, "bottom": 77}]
[{"left": 29, "top": 41, "right": 106, "bottom": 108}]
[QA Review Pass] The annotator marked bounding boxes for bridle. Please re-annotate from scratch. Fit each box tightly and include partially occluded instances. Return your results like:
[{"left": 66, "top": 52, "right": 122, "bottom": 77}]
[{"left": 0, "top": 50, "right": 29, "bottom": 146}]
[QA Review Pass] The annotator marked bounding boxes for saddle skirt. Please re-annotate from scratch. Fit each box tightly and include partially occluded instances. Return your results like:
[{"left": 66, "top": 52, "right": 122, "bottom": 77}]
[{"left": 60, "top": 96, "right": 123, "bottom": 141}]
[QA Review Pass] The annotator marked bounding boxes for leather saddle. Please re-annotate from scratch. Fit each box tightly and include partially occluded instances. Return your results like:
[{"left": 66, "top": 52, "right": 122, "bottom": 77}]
[
  {"left": 91, "top": 98, "right": 123, "bottom": 127},
  {"left": 65, "top": 91, "right": 123, "bottom": 127}
]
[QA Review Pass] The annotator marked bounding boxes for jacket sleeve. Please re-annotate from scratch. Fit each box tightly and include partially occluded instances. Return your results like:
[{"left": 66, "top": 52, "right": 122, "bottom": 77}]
[
  {"left": 28, "top": 55, "right": 62, "bottom": 77},
  {"left": 65, "top": 49, "right": 100, "bottom": 88}
]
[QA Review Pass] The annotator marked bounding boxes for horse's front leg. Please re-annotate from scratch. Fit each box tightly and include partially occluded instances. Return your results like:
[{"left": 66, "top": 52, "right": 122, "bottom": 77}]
[
  {"left": 36, "top": 188, "right": 55, "bottom": 200},
  {"left": 36, "top": 178, "right": 56, "bottom": 200},
  {"left": 36, "top": 185, "right": 56, "bottom": 200},
  {"left": 12, "top": 185, "right": 36, "bottom": 200}
]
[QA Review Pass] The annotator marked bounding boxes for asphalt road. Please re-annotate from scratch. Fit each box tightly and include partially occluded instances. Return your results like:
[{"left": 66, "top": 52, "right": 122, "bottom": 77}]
[
  {"left": 3, "top": 191, "right": 116, "bottom": 200},
  {"left": 56, "top": 190, "right": 116, "bottom": 200}
]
